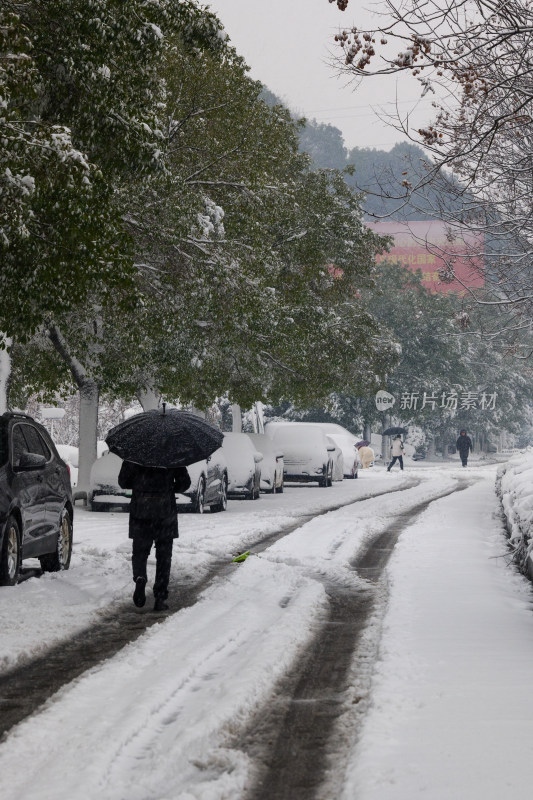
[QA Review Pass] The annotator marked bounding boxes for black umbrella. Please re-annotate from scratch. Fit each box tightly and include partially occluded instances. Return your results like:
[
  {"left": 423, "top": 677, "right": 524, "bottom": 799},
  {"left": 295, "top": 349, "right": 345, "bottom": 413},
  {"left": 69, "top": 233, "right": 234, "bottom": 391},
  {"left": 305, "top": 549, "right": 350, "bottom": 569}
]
[
  {"left": 382, "top": 426, "right": 408, "bottom": 436},
  {"left": 106, "top": 407, "right": 224, "bottom": 468},
  {"left": 355, "top": 439, "right": 370, "bottom": 448}
]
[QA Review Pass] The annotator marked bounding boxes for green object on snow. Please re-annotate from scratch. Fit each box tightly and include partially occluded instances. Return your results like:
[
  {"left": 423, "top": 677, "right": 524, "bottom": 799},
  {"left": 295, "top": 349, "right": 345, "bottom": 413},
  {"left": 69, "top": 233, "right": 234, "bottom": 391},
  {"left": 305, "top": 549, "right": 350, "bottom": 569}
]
[{"left": 232, "top": 551, "right": 250, "bottom": 563}]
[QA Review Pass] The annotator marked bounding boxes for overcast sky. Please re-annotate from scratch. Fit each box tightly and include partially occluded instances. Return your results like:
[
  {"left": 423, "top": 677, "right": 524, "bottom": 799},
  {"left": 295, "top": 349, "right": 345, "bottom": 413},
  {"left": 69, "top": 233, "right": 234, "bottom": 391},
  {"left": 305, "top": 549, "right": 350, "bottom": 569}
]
[{"left": 206, "top": 0, "right": 435, "bottom": 152}]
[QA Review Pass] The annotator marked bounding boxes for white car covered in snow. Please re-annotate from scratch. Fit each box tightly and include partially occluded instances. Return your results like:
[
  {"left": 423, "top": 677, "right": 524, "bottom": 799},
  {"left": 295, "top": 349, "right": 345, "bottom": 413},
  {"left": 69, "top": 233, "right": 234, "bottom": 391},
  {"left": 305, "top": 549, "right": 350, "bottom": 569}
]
[
  {"left": 176, "top": 451, "right": 228, "bottom": 513},
  {"left": 326, "top": 436, "right": 345, "bottom": 481},
  {"left": 55, "top": 444, "right": 79, "bottom": 487},
  {"left": 89, "top": 451, "right": 131, "bottom": 511},
  {"left": 247, "top": 432, "right": 284, "bottom": 493},
  {"left": 222, "top": 432, "right": 263, "bottom": 500},
  {"left": 89, "top": 450, "right": 228, "bottom": 514},
  {"left": 267, "top": 424, "right": 335, "bottom": 487},
  {"left": 265, "top": 421, "right": 359, "bottom": 479},
  {"left": 326, "top": 433, "right": 359, "bottom": 479}
]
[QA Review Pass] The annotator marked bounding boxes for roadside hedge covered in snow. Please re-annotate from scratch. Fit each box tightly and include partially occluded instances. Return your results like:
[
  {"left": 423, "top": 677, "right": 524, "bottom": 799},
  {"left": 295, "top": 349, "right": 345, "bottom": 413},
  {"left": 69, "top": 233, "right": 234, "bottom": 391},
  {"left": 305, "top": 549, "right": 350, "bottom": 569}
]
[{"left": 496, "top": 451, "right": 533, "bottom": 577}]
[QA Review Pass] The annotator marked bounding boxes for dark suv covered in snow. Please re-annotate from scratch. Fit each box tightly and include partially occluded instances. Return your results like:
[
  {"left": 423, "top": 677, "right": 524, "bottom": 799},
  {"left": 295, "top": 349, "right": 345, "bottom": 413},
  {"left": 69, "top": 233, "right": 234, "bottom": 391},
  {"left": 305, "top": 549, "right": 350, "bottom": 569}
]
[{"left": 0, "top": 412, "right": 73, "bottom": 585}]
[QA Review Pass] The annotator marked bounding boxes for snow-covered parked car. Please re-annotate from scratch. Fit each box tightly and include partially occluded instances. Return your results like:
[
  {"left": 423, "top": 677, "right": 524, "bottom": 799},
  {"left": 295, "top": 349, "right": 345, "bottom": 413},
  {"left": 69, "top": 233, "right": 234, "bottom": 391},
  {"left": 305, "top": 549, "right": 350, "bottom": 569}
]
[
  {"left": 326, "top": 433, "right": 359, "bottom": 479},
  {"left": 247, "top": 433, "right": 284, "bottom": 493},
  {"left": 327, "top": 436, "right": 345, "bottom": 481},
  {"left": 90, "top": 450, "right": 228, "bottom": 514},
  {"left": 176, "top": 451, "right": 228, "bottom": 513},
  {"left": 89, "top": 451, "right": 131, "bottom": 512},
  {"left": 0, "top": 412, "right": 73, "bottom": 585},
  {"left": 55, "top": 444, "right": 79, "bottom": 487},
  {"left": 267, "top": 424, "right": 335, "bottom": 487},
  {"left": 222, "top": 432, "right": 262, "bottom": 499},
  {"left": 265, "top": 421, "right": 358, "bottom": 479}
]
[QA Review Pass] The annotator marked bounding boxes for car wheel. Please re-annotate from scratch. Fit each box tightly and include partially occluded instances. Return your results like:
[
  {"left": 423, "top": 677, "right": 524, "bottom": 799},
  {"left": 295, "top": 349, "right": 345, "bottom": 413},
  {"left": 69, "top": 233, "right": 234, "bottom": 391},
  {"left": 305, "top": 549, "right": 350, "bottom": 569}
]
[
  {"left": 210, "top": 477, "right": 227, "bottom": 513},
  {"left": 276, "top": 480, "right": 284, "bottom": 494},
  {"left": 0, "top": 516, "right": 21, "bottom": 586},
  {"left": 319, "top": 466, "right": 328, "bottom": 487},
  {"left": 40, "top": 510, "right": 73, "bottom": 572},
  {"left": 327, "top": 465, "right": 333, "bottom": 487},
  {"left": 253, "top": 477, "right": 261, "bottom": 500},
  {"left": 194, "top": 478, "right": 206, "bottom": 513}
]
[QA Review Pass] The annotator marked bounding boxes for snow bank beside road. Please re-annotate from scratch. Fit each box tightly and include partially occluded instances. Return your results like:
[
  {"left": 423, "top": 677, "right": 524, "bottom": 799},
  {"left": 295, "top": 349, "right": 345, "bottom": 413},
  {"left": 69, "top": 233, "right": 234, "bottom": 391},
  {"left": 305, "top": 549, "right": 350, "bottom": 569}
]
[{"left": 496, "top": 450, "right": 533, "bottom": 576}]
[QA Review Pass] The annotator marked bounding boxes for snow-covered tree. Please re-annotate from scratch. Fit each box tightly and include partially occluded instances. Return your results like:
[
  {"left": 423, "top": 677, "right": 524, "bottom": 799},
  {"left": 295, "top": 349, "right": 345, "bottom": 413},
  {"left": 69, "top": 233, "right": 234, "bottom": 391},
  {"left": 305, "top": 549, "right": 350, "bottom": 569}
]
[
  {"left": 1, "top": 0, "right": 224, "bottom": 481},
  {"left": 5, "top": 3, "right": 398, "bottom": 486},
  {"left": 0, "top": 0, "right": 224, "bottom": 344}
]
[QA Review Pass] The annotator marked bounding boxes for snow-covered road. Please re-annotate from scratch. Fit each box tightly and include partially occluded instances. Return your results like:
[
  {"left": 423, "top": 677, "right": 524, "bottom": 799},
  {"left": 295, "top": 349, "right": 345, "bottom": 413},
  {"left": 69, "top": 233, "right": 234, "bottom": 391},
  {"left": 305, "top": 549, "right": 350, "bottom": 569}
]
[{"left": 1, "top": 463, "right": 533, "bottom": 799}]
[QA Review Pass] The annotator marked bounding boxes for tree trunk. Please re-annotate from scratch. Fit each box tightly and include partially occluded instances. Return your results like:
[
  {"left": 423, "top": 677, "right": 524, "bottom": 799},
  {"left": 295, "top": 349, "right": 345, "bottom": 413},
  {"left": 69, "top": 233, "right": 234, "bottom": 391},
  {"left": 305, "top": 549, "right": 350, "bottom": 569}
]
[
  {"left": 381, "top": 414, "right": 390, "bottom": 464},
  {"left": 77, "top": 380, "right": 99, "bottom": 489},
  {"left": 231, "top": 404, "right": 242, "bottom": 432},
  {"left": 47, "top": 324, "right": 99, "bottom": 501},
  {"left": 251, "top": 407, "right": 258, "bottom": 433},
  {"left": 137, "top": 387, "right": 160, "bottom": 411},
  {"left": 255, "top": 401, "right": 265, "bottom": 434},
  {"left": 363, "top": 422, "right": 372, "bottom": 442},
  {"left": 0, "top": 337, "right": 12, "bottom": 414}
]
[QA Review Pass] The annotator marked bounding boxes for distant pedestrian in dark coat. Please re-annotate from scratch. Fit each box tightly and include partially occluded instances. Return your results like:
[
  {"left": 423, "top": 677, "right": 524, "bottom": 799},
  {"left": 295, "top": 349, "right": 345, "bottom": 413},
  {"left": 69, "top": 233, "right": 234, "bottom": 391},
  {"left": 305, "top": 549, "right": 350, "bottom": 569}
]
[
  {"left": 118, "top": 461, "right": 191, "bottom": 611},
  {"left": 456, "top": 429, "right": 473, "bottom": 467},
  {"left": 387, "top": 435, "right": 404, "bottom": 472}
]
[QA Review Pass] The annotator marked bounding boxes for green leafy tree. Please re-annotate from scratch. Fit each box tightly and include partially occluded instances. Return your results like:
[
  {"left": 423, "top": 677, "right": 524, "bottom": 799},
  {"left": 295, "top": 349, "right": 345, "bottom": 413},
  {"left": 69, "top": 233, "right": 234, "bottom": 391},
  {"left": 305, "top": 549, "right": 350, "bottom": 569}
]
[
  {"left": 103, "top": 35, "right": 398, "bottom": 408},
  {"left": 0, "top": 1, "right": 224, "bottom": 344},
  {"left": 7, "top": 6, "right": 399, "bottom": 484}
]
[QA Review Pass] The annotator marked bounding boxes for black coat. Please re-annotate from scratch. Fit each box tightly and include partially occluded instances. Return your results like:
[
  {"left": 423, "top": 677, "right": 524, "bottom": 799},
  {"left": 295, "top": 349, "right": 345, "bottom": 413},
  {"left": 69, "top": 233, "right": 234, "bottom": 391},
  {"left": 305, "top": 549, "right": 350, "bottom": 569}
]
[
  {"left": 118, "top": 461, "right": 191, "bottom": 539},
  {"left": 456, "top": 434, "right": 473, "bottom": 454}
]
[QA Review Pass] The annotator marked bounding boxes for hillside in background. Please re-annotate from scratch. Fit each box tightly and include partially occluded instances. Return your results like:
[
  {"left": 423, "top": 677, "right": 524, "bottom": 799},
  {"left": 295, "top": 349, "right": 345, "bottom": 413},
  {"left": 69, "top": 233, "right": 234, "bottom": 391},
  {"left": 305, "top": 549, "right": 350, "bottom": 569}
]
[{"left": 261, "top": 86, "right": 450, "bottom": 221}]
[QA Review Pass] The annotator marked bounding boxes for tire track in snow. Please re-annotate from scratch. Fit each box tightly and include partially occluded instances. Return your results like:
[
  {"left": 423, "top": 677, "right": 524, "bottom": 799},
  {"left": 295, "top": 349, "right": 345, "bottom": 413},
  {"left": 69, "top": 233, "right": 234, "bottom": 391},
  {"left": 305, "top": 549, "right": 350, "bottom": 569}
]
[
  {"left": 0, "top": 479, "right": 419, "bottom": 739},
  {"left": 242, "top": 478, "right": 475, "bottom": 800}
]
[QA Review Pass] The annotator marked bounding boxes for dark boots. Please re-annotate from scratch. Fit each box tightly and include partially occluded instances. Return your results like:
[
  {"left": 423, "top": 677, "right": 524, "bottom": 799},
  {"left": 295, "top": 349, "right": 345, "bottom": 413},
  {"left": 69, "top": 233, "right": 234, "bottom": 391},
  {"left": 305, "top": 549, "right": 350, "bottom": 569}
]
[
  {"left": 133, "top": 576, "right": 147, "bottom": 607},
  {"left": 153, "top": 597, "right": 169, "bottom": 612}
]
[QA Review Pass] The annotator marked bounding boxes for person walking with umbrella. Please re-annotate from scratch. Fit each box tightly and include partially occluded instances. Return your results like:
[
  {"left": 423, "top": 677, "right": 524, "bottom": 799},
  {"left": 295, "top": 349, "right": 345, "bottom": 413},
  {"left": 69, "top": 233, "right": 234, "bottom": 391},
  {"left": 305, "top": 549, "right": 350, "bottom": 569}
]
[
  {"left": 118, "top": 461, "right": 191, "bottom": 611},
  {"left": 456, "top": 429, "right": 473, "bottom": 467},
  {"left": 106, "top": 406, "right": 224, "bottom": 612},
  {"left": 387, "top": 434, "right": 405, "bottom": 472}
]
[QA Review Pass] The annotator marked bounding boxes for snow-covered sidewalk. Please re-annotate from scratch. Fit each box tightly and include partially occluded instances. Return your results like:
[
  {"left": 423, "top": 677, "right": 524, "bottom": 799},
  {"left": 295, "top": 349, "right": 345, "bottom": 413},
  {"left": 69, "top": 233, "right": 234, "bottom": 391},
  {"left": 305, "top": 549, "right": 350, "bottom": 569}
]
[
  {"left": 344, "top": 473, "right": 533, "bottom": 800},
  {"left": 2, "top": 465, "right": 532, "bottom": 799}
]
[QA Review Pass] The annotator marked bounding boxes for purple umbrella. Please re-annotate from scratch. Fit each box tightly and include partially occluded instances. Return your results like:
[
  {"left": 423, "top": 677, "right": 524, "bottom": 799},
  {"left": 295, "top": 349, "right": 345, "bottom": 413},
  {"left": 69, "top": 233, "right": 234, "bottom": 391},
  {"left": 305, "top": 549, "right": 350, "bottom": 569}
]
[{"left": 355, "top": 439, "right": 370, "bottom": 448}]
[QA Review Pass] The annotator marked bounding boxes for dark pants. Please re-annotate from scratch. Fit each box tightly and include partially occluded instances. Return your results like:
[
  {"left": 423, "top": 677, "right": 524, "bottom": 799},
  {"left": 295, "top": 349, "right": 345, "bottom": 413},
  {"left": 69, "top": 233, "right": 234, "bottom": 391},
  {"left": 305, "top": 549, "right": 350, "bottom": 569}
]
[
  {"left": 460, "top": 453, "right": 469, "bottom": 466},
  {"left": 388, "top": 455, "right": 404, "bottom": 471},
  {"left": 131, "top": 516, "right": 176, "bottom": 600}
]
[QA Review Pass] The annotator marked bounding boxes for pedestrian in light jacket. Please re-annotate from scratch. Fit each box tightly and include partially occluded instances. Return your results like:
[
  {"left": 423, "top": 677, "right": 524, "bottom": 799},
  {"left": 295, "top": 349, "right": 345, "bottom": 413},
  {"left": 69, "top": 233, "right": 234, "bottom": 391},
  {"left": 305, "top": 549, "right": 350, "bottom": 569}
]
[
  {"left": 358, "top": 445, "right": 375, "bottom": 469},
  {"left": 118, "top": 460, "right": 191, "bottom": 611},
  {"left": 456, "top": 429, "right": 473, "bottom": 467},
  {"left": 387, "top": 435, "right": 404, "bottom": 472}
]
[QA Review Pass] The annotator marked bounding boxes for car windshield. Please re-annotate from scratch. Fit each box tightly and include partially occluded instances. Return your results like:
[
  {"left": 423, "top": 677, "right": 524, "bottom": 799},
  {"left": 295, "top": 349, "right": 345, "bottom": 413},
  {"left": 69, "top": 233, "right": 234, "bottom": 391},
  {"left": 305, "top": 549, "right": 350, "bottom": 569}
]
[{"left": 0, "top": 420, "right": 7, "bottom": 467}]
